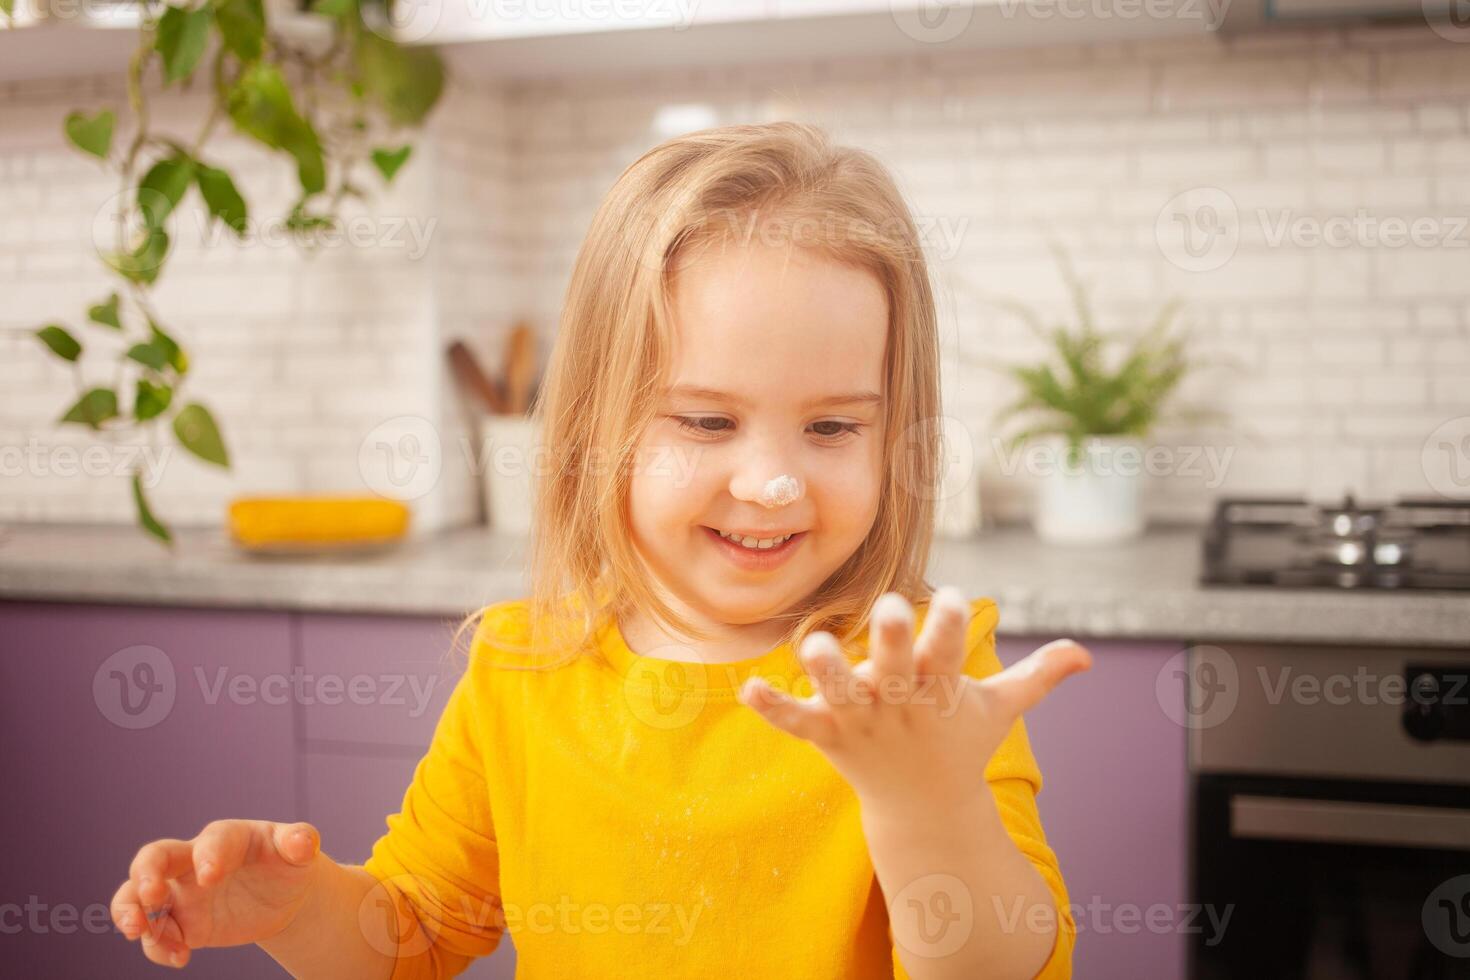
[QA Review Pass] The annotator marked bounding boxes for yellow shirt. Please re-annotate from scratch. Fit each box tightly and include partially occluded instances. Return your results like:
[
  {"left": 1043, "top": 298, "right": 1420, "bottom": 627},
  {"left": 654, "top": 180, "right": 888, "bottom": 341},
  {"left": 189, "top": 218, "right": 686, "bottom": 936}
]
[{"left": 361, "top": 596, "right": 1075, "bottom": 978}]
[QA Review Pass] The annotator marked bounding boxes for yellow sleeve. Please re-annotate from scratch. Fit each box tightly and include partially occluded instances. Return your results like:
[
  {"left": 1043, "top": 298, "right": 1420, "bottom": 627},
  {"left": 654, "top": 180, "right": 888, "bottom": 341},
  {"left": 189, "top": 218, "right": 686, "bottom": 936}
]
[
  {"left": 360, "top": 630, "right": 505, "bottom": 980},
  {"left": 891, "top": 598, "right": 1076, "bottom": 980}
]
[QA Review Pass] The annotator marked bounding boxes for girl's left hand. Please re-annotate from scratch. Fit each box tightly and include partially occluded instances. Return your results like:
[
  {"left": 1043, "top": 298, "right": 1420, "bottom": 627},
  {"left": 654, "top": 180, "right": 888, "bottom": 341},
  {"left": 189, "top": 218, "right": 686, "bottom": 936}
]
[{"left": 738, "top": 587, "right": 1092, "bottom": 807}]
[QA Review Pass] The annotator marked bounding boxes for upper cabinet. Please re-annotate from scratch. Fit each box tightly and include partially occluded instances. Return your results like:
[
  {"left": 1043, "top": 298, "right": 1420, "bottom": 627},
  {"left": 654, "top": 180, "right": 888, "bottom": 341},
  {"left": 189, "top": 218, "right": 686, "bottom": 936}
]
[{"left": 0, "top": 0, "right": 1361, "bottom": 85}]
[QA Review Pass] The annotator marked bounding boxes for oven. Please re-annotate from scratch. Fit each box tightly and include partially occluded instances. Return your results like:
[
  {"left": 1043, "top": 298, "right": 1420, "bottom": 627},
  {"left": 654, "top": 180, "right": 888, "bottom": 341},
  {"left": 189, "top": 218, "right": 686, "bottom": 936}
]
[{"left": 1186, "top": 643, "right": 1470, "bottom": 979}]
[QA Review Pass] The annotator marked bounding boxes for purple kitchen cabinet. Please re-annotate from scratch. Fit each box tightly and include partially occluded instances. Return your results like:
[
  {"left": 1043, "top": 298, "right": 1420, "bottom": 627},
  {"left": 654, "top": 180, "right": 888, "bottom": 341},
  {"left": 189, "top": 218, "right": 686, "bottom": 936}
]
[
  {"left": 295, "top": 613, "right": 518, "bottom": 979},
  {"left": 0, "top": 601, "right": 300, "bottom": 979},
  {"left": 0, "top": 602, "right": 517, "bottom": 980},
  {"left": 1001, "top": 636, "right": 1190, "bottom": 980}
]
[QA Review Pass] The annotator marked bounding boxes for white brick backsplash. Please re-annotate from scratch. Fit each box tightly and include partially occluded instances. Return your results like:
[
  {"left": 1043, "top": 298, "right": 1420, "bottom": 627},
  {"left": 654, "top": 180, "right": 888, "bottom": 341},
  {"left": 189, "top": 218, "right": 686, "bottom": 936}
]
[{"left": 4, "top": 27, "right": 1470, "bottom": 530}]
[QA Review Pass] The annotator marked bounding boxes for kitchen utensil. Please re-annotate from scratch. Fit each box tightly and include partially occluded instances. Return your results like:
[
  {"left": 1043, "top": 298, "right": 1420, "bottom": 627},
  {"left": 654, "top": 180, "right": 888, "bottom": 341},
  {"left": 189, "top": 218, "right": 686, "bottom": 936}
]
[
  {"left": 447, "top": 340, "right": 508, "bottom": 415},
  {"left": 502, "top": 321, "right": 537, "bottom": 416}
]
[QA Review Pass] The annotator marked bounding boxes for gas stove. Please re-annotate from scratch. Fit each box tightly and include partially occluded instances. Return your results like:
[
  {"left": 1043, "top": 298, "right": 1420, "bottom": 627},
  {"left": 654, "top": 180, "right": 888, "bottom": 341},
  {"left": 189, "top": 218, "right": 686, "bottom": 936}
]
[{"left": 1200, "top": 494, "right": 1470, "bottom": 590}]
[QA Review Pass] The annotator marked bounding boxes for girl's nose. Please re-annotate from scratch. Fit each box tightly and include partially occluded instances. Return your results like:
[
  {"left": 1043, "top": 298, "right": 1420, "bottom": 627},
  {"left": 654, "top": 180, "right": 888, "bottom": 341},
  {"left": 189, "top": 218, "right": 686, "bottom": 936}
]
[
  {"left": 758, "top": 475, "right": 801, "bottom": 508},
  {"left": 730, "top": 467, "right": 805, "bottom": 509}
]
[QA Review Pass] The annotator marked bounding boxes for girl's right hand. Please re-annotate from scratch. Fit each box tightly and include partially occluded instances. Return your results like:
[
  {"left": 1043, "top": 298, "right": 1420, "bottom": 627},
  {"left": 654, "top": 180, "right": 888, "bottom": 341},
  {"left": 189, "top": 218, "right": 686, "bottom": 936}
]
[{"left": 110, "top": 819, "right": 324, "bottom": 970}]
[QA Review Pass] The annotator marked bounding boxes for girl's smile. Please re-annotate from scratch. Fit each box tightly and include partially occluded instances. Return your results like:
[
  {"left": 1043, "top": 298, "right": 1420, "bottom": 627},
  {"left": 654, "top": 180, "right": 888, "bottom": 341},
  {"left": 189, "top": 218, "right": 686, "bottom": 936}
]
[{"left": 700, "top": 525, "right": 809, "bottom": 571}]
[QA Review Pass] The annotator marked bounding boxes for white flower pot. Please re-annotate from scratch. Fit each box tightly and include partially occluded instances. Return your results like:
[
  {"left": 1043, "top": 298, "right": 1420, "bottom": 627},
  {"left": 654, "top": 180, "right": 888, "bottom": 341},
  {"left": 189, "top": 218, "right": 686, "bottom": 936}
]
[
  {"left": 1032, "top": 434, "right": 1147, "bottom": 545},
  {"left": 478, "top": 415, "right": 540, "bottom": 534}
]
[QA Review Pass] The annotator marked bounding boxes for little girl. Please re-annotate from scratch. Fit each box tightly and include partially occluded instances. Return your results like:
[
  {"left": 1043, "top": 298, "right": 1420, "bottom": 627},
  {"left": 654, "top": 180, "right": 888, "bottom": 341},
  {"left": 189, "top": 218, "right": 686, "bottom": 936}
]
[{"left": 110, "top": 121, "right": 1091, "bottom": 979}]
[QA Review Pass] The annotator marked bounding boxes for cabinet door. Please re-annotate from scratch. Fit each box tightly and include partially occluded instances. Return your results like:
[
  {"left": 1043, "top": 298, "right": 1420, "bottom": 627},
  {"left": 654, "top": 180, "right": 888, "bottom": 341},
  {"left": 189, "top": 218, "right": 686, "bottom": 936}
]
[
  {"left": 0, "top": 601, "right": 299, "bottom": 979},
  {"left": 999, "top": 636, "right": 1190, "bottom": 980},
  {"left": 297, "top": 612, "right": 517, "bottom": 979}
]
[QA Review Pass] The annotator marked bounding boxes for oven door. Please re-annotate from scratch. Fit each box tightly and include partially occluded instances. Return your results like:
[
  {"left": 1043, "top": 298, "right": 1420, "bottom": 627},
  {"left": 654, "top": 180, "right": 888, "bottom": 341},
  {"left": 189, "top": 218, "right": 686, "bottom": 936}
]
[
  {"left": 1186, "top": 643, "right": 1470, "bottom": 980},
  {"left": 1191, "top": 773, "right": 1470, "bottom": 979}
]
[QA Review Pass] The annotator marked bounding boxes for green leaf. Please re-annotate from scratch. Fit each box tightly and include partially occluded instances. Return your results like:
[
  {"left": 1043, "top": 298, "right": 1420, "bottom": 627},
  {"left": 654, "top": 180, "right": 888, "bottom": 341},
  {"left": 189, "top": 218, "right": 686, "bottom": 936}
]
[
  {"left": 35, "top": 324, "right": 82, "bottom": 361},
  {"left": 138, "top": 156, "right": 196, "bottom": 226},
  {"left": 226, "top": 62, "right": 326, "bottom": 195},
  {"left": 88, "top": 293, "right": 123, "bottom": 330},
  {"left": 60, "top": 387, "right": 119, "bottom": 429},
  {"left": 135, "top": 378, "right": 173, "bottom": 421},
  {"left": 126, "top": 342, "right": 171, "bottom": 371},
  {"left": 354, "top": 34, "right": 445, "bottom": 127},
  {"left": 64, "top": 110, "right": 114, "bottom": 159},
  {"left": 311, "top": 0, "right": 354, "bottom": 16},
  {"left": 173, "top": 403, "right": 229, "bottom": 467},
  {"left": 155, "top": 4, "right": 213, "bottom": 84},
  {"left": 195, "top": 164, "right": 249, "bottom": 235},
  {"left": 105, "top": 226, "right": 171, "bottom": 285},
  {"left": 132, "top": 472, "right": 173, "bottom": 545},
  {"left": 213, "top": 0, "right": 265, "bottom": 61},
  {"left": 0, "top": 0, "right": 14, "bottom": 19},
  {"left": 370, "top": 145, "right": 411, "bottom": 182},
  {"left": 148, "top": 319, "right": 189, "bottom": 374}
]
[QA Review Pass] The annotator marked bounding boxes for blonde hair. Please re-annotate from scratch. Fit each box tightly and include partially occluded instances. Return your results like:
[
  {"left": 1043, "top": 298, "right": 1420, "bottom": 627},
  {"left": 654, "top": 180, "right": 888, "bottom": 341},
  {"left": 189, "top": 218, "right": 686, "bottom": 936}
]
[{"left": 452, "top": 121, "right": 943, "bottom": 670}]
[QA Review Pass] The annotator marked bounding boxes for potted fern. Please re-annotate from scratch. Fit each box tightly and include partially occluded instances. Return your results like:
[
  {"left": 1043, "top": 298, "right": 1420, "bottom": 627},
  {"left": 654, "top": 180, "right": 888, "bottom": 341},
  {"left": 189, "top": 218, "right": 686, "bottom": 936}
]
[{"left": 990, "top": 251, "right": 1223, "bottom": 545}]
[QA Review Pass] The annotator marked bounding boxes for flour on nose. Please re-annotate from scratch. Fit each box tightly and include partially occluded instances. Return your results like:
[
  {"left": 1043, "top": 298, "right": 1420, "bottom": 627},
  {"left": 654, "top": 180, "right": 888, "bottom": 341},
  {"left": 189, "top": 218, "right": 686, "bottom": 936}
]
[{"left": 760, "top": 475, "right": 799, "bottom": 507}]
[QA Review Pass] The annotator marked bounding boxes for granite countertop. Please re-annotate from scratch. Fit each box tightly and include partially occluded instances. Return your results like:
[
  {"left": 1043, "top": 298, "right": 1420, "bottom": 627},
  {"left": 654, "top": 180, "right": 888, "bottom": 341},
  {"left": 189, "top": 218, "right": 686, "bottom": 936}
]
[{"left": 1, "top": 521, "right": 1466, "bottom": 648}]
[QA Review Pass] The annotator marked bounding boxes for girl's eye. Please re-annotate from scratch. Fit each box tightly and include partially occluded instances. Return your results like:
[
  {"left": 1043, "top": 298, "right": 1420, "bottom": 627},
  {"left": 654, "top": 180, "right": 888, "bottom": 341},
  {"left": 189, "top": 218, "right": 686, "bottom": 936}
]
[
  {"left": 673, "top": 416, "right": 732, "bottom": 436},
  {"left": 670, "top": 416, "right": 863, "bottom": 442},
  {"left": 810, "top": 420, "right": 862, "bottom": 440}
]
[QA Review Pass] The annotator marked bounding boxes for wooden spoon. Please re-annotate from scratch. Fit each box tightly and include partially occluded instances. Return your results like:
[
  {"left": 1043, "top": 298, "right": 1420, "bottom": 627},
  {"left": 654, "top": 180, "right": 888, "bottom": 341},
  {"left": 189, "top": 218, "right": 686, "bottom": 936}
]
[
  {"left": 446, "top": 340, "right": 507, "bottom": 414},
  {"left": 503, "top": 321, "right": 538, "bottom": 415}
]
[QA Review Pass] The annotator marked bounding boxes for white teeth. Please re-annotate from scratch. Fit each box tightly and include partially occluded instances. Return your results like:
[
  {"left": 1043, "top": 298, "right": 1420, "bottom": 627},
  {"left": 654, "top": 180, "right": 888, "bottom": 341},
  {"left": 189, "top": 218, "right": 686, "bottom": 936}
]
[{"left": 716, "top": 529, "right": 794, "bottom": 550}]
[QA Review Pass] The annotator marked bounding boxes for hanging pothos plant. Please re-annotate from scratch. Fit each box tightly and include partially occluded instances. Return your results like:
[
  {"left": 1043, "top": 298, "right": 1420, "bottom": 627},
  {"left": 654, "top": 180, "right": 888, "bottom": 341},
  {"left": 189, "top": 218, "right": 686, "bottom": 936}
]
[{"left": 25, "top": 0, "right": 444, "bottom": 545}]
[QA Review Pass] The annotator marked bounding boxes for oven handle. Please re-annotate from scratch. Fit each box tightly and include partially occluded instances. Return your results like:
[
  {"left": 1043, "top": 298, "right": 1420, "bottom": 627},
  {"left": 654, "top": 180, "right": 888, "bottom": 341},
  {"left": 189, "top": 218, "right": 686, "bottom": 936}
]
[{"left": 1230, "top": 794, "right": 1470, "bottom": 851}]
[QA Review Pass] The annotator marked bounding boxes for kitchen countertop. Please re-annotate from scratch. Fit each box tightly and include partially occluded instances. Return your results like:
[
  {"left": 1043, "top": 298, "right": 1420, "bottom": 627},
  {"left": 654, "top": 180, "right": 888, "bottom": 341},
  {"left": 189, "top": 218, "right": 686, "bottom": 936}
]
[{"left": 1, "top": 521, "right": 1466, "bottom": 648}]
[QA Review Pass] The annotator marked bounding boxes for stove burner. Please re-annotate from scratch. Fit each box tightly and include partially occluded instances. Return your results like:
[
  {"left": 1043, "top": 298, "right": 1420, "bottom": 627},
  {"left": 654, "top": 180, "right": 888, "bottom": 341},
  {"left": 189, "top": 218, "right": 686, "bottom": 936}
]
[{"left": 1200, "top": 493, "right": 1470, "bottom": 590}]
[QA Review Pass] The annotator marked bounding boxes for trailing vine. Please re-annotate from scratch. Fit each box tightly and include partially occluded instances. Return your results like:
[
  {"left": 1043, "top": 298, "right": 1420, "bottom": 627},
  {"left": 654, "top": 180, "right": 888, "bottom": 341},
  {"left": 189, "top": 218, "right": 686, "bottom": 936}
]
[{"left": 29, "top": 0, "right": 444, "bottom": 544}]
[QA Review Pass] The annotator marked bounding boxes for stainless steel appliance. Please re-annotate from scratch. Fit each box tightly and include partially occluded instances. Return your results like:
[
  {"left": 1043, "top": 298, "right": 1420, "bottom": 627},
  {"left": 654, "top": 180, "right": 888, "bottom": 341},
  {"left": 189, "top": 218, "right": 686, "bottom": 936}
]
[
  {"left": 1201, "top": 495, "right": 1470, "bottom": 591},
  {"left": 1189, "top": 496, "right": 1470, "bottom": 978}
]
